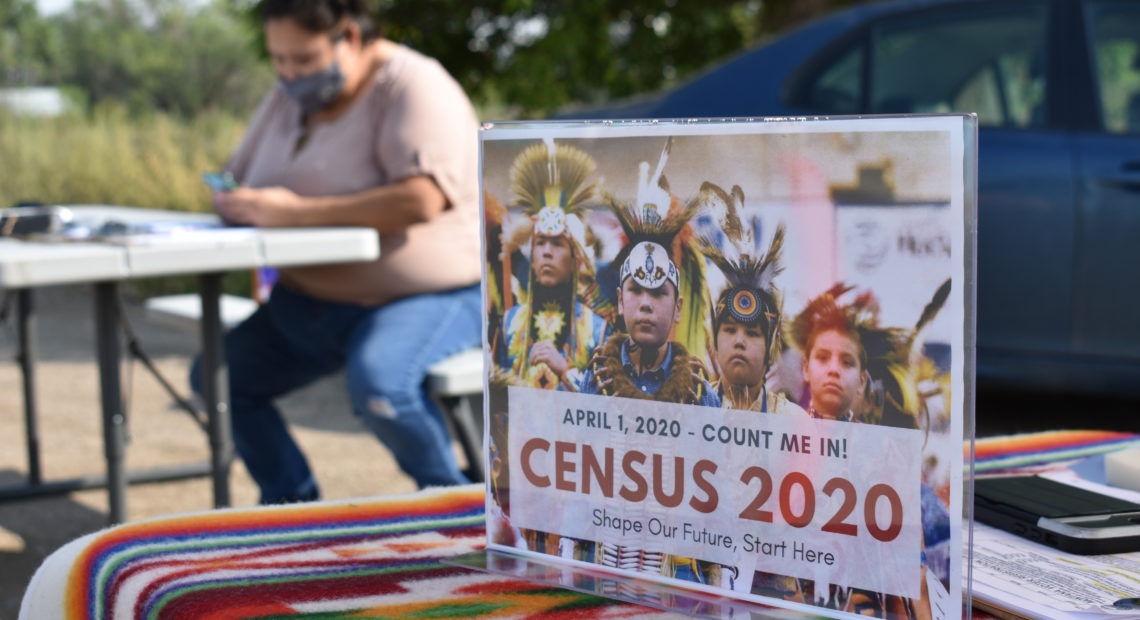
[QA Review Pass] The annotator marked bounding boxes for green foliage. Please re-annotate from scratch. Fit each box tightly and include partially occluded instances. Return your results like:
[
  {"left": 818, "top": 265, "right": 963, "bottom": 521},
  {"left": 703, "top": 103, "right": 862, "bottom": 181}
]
[
  {"left": 373, "top": 0, "right": 872, "bottom": 118},
  {"left": 375, "top": 1, "right": 759, "bottom": 117},
  {"left": 50, "top": 0, "right": 273, "bottom": 116},
  {"left": 125, "top": 271, "right": 255, "bottom": 299},
  {"left": 0, "top": 0, "right": 62, "bottom": 85}
]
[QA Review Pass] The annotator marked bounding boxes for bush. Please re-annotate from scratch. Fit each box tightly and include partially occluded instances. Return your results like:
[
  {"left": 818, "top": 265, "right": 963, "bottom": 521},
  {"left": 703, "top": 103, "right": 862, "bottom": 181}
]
[{"left": 0, "top": 105, "right": 244, "bottom": 211}]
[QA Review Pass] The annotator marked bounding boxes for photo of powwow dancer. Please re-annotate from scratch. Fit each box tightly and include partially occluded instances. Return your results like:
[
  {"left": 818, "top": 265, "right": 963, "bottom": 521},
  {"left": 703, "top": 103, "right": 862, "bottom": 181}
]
[
  {"left": 692, "top": 181, "right": 821, "bottom": 603},
  {"left": 782, "top": 280, "right": 954, "bottom": 617},
  {"left": 575, "top": 140, "right": 727, "bottom": 586},
  {"left": 695, "top": 182, "right": 806, "bottom": 416},
  {"left": 485, "top": 139, "right": 613, "bottom": 557},
  {"left": 579, "top": 138, "right": 717, "bottom": 407},
  {"left": 791, "top": 281, "right": 951, "bottom": 428},
  {"left": 493, "top": 139, "right": 611, "bottom": 391}
]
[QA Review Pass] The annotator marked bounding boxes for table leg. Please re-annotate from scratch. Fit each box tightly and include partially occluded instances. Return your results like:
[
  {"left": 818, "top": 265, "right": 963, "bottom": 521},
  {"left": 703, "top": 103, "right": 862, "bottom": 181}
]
[
  {"left": 2, "top": 281, "right": 220, "bottom": 511},
  {"left": 197, "top": 273, "right": 232, "bottom": 507},
  {"left": 94, "top": 281, "right": 127, "bottom": 524},
  {"left": 16, "top": 289, "right": 42, "bottom": 485}
]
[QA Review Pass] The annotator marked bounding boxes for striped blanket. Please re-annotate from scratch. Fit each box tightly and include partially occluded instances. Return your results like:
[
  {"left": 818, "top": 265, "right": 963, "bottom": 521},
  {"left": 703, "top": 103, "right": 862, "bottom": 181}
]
[
  {"left": 972, "top": 429, "right": 1140, "bottom": 474},
  {"left": 20, "top": 430, "right": 1138, "bottom": 619},
  {"left": 20, "top": 486, "right": 684, "bottom": 620}
]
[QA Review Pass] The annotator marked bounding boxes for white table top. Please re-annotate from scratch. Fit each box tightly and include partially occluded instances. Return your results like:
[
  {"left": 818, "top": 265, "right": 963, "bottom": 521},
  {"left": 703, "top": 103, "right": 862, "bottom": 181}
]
[{"left": 0, "top": 206, "right": 380, "bottom": 288}]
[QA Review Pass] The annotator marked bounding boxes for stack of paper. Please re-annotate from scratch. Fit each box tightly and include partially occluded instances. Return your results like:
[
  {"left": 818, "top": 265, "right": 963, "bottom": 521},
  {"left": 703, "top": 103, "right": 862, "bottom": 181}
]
[{"left": 969, "top": 470, "right": 1140, "bottom": 619}]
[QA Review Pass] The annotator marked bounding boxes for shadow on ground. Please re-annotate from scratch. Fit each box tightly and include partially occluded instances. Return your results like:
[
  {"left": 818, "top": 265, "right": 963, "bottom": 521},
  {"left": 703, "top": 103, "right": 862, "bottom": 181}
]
[
  {"left": 3, "top": 284, "right": 366, "bottom": 436},
  {"left": 0, "top": 470, "right": 108, "bottom": 619}
]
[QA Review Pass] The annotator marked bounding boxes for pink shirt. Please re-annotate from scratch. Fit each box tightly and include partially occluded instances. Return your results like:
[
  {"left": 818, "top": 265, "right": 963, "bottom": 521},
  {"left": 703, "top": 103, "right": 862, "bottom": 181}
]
[{"left": 227, "top": 44, "right": 481, "bottom": 306}]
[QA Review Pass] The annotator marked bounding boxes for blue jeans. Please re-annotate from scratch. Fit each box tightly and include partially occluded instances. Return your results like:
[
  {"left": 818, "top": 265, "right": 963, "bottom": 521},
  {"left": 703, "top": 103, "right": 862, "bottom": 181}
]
[{"left": 190, "top": 283, "right": 481, "bottom": 503}]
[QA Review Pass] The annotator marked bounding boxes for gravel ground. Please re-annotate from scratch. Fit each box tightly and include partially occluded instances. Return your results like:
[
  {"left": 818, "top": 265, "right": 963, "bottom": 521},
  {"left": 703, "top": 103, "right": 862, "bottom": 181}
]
[{"left": 0, "top": 284, "right": 419, "bottom": 618}]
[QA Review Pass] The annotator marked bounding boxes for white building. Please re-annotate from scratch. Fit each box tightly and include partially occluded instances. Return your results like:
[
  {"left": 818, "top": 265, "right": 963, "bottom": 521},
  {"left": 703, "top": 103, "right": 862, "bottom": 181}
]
[{"left": 0, "top": 87, "right": 67, "bottom": 116}]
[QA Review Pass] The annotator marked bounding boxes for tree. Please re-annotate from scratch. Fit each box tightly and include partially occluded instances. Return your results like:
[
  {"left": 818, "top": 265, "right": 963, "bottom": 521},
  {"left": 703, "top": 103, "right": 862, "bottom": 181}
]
[
  {"left": 373, "top": 0, "right": 872, "bottom": 117},
  {"left": 0, "top": 0, "right": 62, "bottom": 85},
  {"left": 373, "top": 1, "right": 756, "bottom": 117},
  {"left": 51, "top": 0, "right": 273, "bottom": 116}
]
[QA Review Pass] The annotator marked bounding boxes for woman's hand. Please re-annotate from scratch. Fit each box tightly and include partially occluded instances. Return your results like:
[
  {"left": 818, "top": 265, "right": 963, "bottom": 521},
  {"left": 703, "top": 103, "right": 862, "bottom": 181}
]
[{"left": 214, "top": 186, "right": 308, "bottom": 227}]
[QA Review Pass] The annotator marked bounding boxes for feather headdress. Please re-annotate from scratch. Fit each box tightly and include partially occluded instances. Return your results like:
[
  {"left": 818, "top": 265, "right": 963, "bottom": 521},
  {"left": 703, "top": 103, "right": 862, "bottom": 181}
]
[
  {"left": 504, "top": 138, "right": 594, "bottom": 292},
  {"left": 606, "top": 137, "right": 696, "bottom": 291},
  {"left": 510, "top": 138, "right": 596, "bottom": 211},
  {"left": 696, "top": 182, "right": 786, "bottom": 369},
  {"left": 605, "top": 138, "right": 696, "bottom": 251},
  {"left": 507, "top": 137, "right": 599, "bottom": 291},
  {"left": 484, "top": 190, "right": 508, "bottom": 319},
  {"left": 603, "top": 137, "right": 711, "bottom": 362}
]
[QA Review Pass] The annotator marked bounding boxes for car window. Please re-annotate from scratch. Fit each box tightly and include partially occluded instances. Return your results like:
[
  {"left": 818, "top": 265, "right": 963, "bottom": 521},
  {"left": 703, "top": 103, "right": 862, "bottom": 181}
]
[
  {"left": 802, "top": 43, "right": 864, "bottom": 115},
  {"left": 1083, "top": 1, "right": 1140, "bottom": 134},
  {"left": 796, "top": 2, "right": 1049, "bottom": 129}
]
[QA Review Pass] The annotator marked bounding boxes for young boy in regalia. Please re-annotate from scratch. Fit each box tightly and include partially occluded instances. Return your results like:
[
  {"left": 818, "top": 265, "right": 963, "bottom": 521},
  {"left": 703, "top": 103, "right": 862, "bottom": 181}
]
[
  {"left": 577, "top": 140, "right": 724, "bottom": 586},
  {"left": 495, "top": 139, "right": 610, "bottom": 391},
  {"left": 578, "top": 140, "right": 718, "bottom": 408},
  {"left": 492, "top": 139, "right": 611, "bottom": 559},
  {"left": 696, "top": 183, "right": 806, "bottom": 415}
]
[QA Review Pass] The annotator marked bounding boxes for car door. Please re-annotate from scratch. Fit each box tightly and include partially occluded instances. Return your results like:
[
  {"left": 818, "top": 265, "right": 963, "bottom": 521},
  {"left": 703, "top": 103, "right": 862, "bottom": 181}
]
[
  {"left": 1071, "top": 0, "right": 1140, "bottom": 362},
  {"left": 789, "top": 0, "right": 1077, "bottom": 378}
]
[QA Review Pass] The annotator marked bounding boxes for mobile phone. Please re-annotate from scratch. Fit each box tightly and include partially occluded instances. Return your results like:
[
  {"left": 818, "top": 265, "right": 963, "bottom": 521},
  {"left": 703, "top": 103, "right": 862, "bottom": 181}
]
[
  {"left": 202, "top": 171, "right": 239, "bottom": 192},
  {"left": 974, "top": 475, "right": 1140, "bottom": 555}
]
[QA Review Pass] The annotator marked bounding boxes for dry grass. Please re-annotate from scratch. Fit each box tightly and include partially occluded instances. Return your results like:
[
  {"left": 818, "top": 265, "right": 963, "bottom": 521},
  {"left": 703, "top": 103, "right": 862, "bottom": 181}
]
[{"left": 0, "top": 106, "right": 244, "bottom": 213}]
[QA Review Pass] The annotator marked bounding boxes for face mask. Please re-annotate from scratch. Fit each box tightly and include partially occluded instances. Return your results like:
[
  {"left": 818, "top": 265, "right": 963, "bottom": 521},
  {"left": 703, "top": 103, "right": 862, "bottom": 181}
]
[{"left": 280, "top": 59, "right": 345, "bottom": 116}]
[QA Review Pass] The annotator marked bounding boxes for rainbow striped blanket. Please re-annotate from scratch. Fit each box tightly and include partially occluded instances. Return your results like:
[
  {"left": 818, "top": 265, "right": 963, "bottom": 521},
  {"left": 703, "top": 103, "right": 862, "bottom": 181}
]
[
  {"left": 20, "top": 430, "right": 1139, "bottom": 619},
  {"left": 20, "top": 486, "right": 684, "bottom": 619},
  {"left": 972, "top": 429, "right": 1140, "bottom": 474}
]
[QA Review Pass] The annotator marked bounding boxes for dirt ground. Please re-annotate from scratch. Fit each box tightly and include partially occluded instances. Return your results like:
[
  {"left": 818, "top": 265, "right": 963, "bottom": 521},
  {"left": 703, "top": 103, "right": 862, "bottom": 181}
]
[{"left": 0, "top": 284, "right": 419, "bottom": 618}]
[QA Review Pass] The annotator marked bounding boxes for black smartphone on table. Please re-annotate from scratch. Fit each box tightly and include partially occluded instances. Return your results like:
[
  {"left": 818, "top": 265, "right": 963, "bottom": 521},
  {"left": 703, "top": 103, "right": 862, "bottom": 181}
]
[{"left": 974, "top": 475, "right": 1140, "bottom": 555}]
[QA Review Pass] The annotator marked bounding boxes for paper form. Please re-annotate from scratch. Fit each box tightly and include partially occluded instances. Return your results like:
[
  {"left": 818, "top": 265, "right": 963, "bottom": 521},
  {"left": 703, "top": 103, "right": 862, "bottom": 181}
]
[{"left": 969, "top": 470, "right": 1140, "bottom": 619}]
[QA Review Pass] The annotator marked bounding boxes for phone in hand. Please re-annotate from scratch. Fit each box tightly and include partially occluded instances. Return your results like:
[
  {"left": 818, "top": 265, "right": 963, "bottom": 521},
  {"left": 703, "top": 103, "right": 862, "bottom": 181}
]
[
  {"left": 974, "top": 475, "right": 1140, "bottom": 555},
  {"left": 202, "top": 171, "right": 239, "bottom": 192}
]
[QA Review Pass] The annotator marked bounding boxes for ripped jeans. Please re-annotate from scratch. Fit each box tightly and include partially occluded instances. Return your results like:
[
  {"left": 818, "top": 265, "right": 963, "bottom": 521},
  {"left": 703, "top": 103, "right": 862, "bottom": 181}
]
[{"left": 190, "top": 283, "right": 481, "bottom": 503}]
